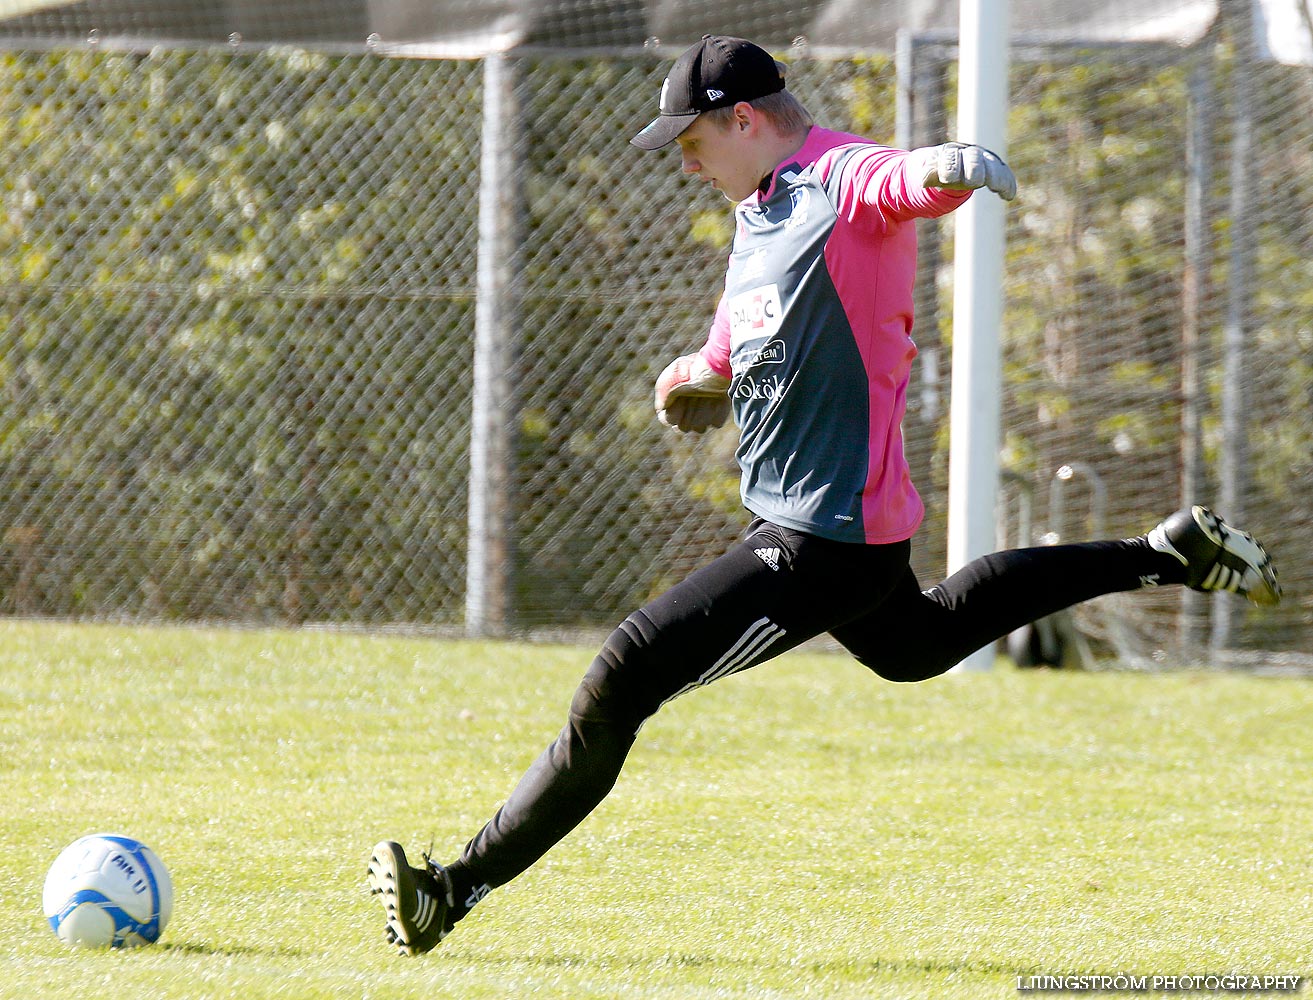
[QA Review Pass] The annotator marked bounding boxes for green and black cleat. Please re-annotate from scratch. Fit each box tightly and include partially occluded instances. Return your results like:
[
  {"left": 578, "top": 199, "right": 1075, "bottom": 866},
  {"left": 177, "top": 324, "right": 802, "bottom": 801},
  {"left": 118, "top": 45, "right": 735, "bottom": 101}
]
[{"left": 367, "top": 841, "right": 455, "bottom": 956}]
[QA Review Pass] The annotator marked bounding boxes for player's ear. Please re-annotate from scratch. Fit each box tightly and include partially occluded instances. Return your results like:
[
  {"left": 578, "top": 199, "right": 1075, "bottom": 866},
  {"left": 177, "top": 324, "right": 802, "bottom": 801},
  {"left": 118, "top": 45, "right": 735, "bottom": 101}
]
[{"left": 732, "top": 102, "right": 753, "bottom": 133}]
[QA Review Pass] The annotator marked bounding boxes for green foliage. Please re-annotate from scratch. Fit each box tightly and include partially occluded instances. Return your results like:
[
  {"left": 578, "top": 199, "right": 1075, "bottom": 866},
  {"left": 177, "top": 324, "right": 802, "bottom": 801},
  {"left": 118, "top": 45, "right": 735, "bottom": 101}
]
[
  {"left": 0, "top": 49, "right": 482, "bottom": 623},
  {"left": 0, "top": 43, "right": 1309, "bottom": 650},
  {"left": 1001, "top": 56, "right": 1189, "bottom": 491}
]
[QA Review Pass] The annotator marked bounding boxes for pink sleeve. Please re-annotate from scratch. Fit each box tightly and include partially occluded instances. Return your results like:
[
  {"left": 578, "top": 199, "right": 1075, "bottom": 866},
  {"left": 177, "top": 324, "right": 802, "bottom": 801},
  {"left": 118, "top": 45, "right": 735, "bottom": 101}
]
[
  {"left": 698, "top": 293, "right": 733, "bottom": 378},
  {"left": 826, "top": 146, "right": 973, "bottom": 228}
]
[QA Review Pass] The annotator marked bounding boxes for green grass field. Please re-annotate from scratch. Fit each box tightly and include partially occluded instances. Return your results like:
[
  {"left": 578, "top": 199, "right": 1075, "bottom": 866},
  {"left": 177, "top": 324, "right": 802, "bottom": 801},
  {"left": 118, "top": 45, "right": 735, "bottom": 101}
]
[{"left": 1, "top": 619, "right": 1309, "bottom": 999}]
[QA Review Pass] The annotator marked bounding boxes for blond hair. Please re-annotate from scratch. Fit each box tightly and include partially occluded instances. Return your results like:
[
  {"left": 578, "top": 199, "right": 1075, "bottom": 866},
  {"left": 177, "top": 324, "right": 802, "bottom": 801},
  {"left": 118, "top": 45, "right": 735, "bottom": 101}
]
[{"left": 703, "top": 90, "right": 813, "bottom": 138}]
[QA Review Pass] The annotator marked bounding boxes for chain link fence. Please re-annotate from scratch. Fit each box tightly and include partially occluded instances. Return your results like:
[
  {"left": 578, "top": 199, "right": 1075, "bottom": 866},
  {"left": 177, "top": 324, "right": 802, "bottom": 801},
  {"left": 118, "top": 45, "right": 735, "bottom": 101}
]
[
  {"left": 1, "top": 48, "right": 483, "bottom": 624},
  {"left": 0, "top": 11, "right": 1309, "bottom": 666}
]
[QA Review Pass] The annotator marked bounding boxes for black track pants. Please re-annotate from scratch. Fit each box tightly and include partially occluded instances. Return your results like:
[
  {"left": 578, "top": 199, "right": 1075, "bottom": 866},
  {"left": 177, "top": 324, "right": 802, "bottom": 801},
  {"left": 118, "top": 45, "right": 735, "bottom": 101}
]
[{"left": 450, "top": 519, "right": 1179, "bottom": 894}]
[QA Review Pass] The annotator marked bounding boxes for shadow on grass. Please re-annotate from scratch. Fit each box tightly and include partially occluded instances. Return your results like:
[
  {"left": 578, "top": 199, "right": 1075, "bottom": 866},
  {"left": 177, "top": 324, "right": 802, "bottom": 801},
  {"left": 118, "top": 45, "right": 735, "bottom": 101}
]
[
  {"left": 160, "top": 940, "right": 304, "bottom": 958},
  {"left": 453, "top": 947, "right": 1037, "bottom": 981}
]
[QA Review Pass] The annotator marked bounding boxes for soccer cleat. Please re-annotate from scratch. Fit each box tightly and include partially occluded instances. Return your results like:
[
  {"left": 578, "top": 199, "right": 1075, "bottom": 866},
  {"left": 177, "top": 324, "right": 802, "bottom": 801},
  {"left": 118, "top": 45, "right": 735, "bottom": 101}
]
[
  {"left": 1148, "top": 505, "right": 1281, "bottom": 606},
  {"left": 367, "top": 841, "right": 455, "bottom": 956}
]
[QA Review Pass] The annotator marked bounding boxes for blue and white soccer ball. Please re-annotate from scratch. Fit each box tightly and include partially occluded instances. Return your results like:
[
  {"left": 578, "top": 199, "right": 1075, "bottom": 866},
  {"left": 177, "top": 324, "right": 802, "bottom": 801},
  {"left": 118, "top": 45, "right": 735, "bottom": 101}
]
[{"left": 42, "top": 834, "right": 173, "bottom": 948}]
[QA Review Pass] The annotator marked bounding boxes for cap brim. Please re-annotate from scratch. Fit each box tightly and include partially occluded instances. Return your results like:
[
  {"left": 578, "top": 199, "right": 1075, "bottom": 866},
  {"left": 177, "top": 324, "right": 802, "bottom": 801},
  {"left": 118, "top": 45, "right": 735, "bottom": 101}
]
[{"left": 630, "top": 111, "right": 700, "bottom": 150}]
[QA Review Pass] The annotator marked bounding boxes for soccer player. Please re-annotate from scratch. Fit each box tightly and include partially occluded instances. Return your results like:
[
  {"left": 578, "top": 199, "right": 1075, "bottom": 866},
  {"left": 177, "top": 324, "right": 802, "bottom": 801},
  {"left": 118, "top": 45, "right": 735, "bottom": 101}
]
[{"left": 368, "top": 35, "right": 1281, "bottom": 955}]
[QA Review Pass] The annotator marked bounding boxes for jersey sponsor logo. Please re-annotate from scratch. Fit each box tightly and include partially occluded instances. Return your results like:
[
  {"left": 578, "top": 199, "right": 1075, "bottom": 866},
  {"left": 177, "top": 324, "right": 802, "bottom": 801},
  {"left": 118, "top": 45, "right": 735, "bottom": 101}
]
[
  {"left": 753, "top": 338, "right": 786, "bottom": 365},
  {"left": 732, "top": 338, "right": 791, "bottom": 402},
  {"left": 729, "top": 283, "right": 783, "bottom": 340},
  {"left": 734, "top": 371, "right": 793, "bottom": 402}
]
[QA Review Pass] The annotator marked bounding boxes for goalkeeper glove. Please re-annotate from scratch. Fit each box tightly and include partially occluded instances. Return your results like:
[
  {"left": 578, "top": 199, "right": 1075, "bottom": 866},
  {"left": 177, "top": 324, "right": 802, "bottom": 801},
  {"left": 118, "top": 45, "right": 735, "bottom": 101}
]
[
  {"left": 654, "top": 353, "right": 732, "bottom": 433},
  {"left": 917, "top": 141, "right": 1017, "bottom": 201}
]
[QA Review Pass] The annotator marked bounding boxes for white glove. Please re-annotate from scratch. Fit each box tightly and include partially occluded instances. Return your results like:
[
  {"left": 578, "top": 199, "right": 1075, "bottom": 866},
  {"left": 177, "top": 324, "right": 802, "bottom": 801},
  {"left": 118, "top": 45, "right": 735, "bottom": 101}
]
[
  {"left": 654, "top": 353, "right": 731, "bottom": 433},
  {"left": 917, "top": 141, "right": 1017, "bottom": 201}
]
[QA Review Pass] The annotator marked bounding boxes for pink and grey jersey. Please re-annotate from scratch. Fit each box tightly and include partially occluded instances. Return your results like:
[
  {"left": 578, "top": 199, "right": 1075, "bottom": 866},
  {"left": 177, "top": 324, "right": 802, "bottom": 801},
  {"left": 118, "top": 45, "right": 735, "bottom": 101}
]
[{"left": 698, "top": 126, "right": 972, "bottom": 545}]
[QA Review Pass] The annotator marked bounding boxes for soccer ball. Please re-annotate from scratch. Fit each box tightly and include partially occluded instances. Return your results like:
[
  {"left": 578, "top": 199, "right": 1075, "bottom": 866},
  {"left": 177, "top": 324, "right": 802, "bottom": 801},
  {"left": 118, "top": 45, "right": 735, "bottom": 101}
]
[{"left": 42, "top": 834, "right": 173, "bottom": 948}]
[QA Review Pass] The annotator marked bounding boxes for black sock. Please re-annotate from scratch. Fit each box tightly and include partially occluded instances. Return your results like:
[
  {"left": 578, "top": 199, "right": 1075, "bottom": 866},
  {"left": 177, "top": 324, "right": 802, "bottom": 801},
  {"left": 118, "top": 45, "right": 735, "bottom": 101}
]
[
  {"left": 1129, "top": 533, "right": 1189, "bottom": 586},
  {"left": 443, "top": 862, "right": 491, "bottom": 923}
]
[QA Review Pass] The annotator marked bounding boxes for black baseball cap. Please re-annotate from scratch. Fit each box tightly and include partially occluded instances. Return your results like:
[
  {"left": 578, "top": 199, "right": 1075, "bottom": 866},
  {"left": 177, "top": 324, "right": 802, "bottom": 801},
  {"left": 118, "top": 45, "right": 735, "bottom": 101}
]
[{"left": 630, "top": 35, "right": 786, "bottom": 150}]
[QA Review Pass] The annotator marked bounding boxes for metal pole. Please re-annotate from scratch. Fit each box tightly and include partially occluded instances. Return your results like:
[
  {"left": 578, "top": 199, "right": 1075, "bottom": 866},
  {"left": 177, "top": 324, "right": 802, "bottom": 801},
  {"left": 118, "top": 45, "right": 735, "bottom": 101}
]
[
  {"left": 466, "top": 52, "right": 519, "bottom": 638},
  {"left": 897, "top": 32, "right": 949, "bottom": 429},
  {"left": 1214, "top": 0, "right": 1256, "bottom": 653},
  {"left": 1179, "top": 45, "right": 1215, "bottom": 657},
  {"left": 947, "top": 0, "right": 1009, "bottom": 671}
]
